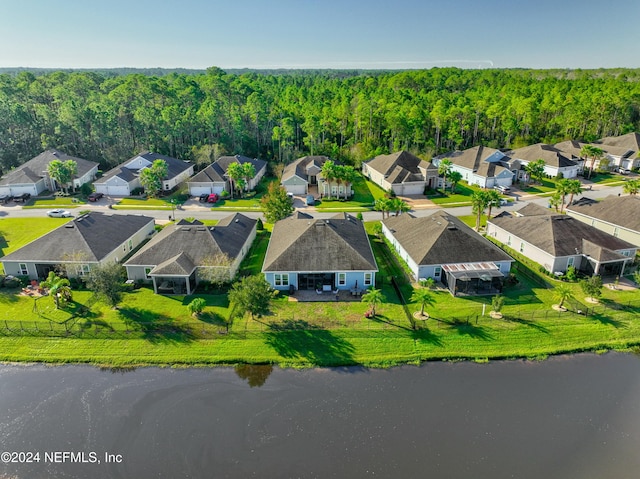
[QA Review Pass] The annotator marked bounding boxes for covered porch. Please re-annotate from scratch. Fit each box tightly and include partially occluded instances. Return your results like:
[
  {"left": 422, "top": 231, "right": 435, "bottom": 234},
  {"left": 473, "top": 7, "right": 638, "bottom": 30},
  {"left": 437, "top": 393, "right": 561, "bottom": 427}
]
[
  {"left": 442, "top": 263, "right": 505, "bottom": 296},
  {"left": 150, "top": 272, "right": 196, "bottom": 295}
]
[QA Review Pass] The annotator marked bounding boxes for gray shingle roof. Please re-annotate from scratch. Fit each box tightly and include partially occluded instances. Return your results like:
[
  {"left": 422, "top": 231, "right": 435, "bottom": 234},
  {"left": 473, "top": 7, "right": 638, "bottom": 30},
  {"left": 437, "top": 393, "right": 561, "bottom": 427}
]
[
  {"left": 567, "top": 195, "right": 640, "bottom": 232},
  {"left": 96, "top": 152, "right": 192, "bottom": 184},
  {"left": 508, "top": 144, "right": 577, "bottom": 168},
  {"left": 383, "top": 211, "right": 512, "bottom": 266},
  {"left": 0, "top": 149, "right": 98, "bottom": 186},
  {"left": 438, "top": 146, "right": 509, "bottom": 178},
  {"left": 262, "top": 214, "right": 377, "bottom": 273},
  {"left": 597, "top": 132, "right": 640, "bottom": 153},
  {"left": 282, "top": 156, "right": 334, "bottom": 182},
  {"left": 365, "top": 151, "right": 436, "bottom": 184},
  {"left": 514, "top": 203, "right": 555, "bottom": 217},
  {"left": 2, "top": 213, "right": 154, "bottom": 263},
  {"left": 93, "top": 166, "right": 137, "bottom": 184},
  {"left": 488, "top": 214, "right": 637, "bottom": 257},
  {"left": 124, "top": 213, "right": 256, "bottom": 269},
  {"left": 188, "top": 155, "right": 266, "bottom": 183}
]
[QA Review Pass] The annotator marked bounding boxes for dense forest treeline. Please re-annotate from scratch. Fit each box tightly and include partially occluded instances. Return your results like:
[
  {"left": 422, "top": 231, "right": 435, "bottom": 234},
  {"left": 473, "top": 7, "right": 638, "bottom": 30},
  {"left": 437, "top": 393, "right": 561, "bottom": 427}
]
[{"left": 1, "top": 67, "right": 640, "bottom": 173}]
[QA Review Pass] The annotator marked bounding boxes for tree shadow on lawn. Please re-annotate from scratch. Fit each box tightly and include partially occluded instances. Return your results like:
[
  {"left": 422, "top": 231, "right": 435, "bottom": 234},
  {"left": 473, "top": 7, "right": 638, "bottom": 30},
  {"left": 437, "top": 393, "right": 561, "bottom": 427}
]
[
  {"left": 587, "top": 312, "right": 627, "bottom": 329},
  {"left": 411, "top": 327, "right": 444, "bottom": 347},
  {"left": 0, "top": 289, "right": 20, "bottom": 304},
  {"left": 439, "top": 318, "right": 494, "bottom": 341},
  {"left": 264, "top": 320, "right": 356, "bottom": 366},
  {"left": 501, "top": 315, "right": 550, "bottom": 333},
  {"left": 369, "top": 314, "right": 413, "bottom": 331},
  {"left": 117, "top": 307, "right": 196, "bottom": 343}
]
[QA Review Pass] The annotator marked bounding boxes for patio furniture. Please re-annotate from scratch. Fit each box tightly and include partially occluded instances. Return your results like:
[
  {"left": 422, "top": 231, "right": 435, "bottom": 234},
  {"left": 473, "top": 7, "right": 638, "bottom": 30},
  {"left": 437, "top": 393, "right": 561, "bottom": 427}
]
[{"left": 323, "top": 284, "right": 332, "bottom": 292}]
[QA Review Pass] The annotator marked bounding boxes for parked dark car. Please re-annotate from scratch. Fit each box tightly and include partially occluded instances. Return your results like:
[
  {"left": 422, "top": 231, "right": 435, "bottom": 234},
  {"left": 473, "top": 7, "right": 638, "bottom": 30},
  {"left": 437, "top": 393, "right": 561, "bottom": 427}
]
[
  {"left": 305, "top": 194, "right": 316, "bottom": 206},
  {"left": 207, "top": 193, "right": 219, "bottom": 203},
  {"left": 87, "top": 192, "right": 104, "bottom": 202},
  {"left": 0, "top": 194, "right": 10, "bottom": 204},
  {"left": 12, "top": 193, "right": 31, "bottom": 202},
  {"left": 198, "top": 193, "right": 209, "bottom": 203}
]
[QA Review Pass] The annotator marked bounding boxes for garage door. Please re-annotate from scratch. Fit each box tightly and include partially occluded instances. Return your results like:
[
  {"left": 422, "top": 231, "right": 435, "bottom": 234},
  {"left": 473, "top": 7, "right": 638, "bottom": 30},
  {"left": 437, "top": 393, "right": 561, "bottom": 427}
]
[
  {"left": 96, "top": 184, "right": 130, "bottom": 196},
  {"left": 285, "top": 184, "right": 307, "bottom": 195}
]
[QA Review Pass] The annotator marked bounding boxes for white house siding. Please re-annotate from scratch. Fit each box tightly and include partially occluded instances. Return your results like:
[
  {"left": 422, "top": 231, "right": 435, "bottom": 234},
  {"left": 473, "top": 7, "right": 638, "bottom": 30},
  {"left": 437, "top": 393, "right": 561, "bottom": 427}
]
[
  {"left": 162, "top": 165, "right": 195, "bottom": 191},
  {"left": 73, "top": 165, "right": 99, "bottom": 188},
  {"left": 486, "top": 222, "right": 558, "bottom": 272},
  {"left": 101, "top": 221, "right": 156, "bottom": 265},
  {"left": 566, "top": 211, "right": 640, "bottom": 248},
  {"left": 363, "top": 164, "right": 390, "bottom": 192},
  {"left": 94, "top": 176, "right": 137, "bottom": 196},
  {"left": 249, "top": 166, "right": 267, "bottom": 190}
]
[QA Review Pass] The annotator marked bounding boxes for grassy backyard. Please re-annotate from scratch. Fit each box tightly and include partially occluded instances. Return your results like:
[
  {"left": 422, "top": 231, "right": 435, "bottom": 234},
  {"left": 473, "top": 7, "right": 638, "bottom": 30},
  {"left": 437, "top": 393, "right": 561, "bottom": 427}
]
[{"left": 1, "top": 218, "right": 640, "bottom": 367}]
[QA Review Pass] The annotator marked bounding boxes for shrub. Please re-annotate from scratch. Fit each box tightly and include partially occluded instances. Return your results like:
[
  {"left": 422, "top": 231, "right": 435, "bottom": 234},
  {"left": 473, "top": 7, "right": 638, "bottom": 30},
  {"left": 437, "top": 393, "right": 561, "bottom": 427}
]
[
  {"left": 80, "top": 182, "right": 93, "bottom": 196},
  {"left": 356, "top": 212, "right": 364, "bottom": 221},
  {"left": 130, "top": 187, "right": 144, "bottom": 196},
  {"left": 491, "top": 294, "right": 505, "bottom": 313},
  {"left": 256, "top": 218, "right": 264, "bottom": 231},
  {"left": 565, "top": 266, "right": 578, "bottom": 282},
  {"left": 187, "top": 297, "right": 207, "bottom": 317}
]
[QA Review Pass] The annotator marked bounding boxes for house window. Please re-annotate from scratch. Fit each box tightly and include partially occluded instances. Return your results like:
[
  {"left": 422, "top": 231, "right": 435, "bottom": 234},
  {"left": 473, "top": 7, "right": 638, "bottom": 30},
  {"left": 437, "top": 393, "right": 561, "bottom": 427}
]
[
  {"left": 164, "top": 184, "right": 170, "bottom": 190},
  {"left": 76, "top": 264, "right": 90, "bottom": 276},
  {"left": 364, "top": 273, "right": 373, "bottom": 286},
  {"left": 338, "top": 273, "right": 346, "bottom": 286},
  {"left": 275, "top": 274, "right": 289, "bottom": 287},
  {"left": 19, "top": 263, "right": 28, "bottom": 275},
  {"left": 128, "top": 239, "right": 133, "bottom": 251},
  {"left": 434, "top": 267, "right": 441, "bottom": 278},
  {"left": 567, "top": 257, "right": 574, "bottom": 267},
  {"left": 613, "top": 227, "right": 619, "bottom": 237},
  {"left": 507, "top": 236, "right": 512, "bottom": 246},
  {"left": 123, "top": 244, "right": 127, "bottom": 252},
  {"left": 622, "top": 251, "right": 631, "bottom": 257},
  {"left": 519, "top": 242, "right": 525, "bottom": 253},
  {"left": 144, "top": 267, "right": 152, "bottom": 279}
]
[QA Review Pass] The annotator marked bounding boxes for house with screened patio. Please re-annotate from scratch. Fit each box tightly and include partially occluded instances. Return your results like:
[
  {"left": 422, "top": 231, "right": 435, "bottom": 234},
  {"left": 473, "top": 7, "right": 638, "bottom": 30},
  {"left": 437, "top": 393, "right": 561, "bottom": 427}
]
[{"left": 262, "top": 212, "right": 377, "bottom": 292}]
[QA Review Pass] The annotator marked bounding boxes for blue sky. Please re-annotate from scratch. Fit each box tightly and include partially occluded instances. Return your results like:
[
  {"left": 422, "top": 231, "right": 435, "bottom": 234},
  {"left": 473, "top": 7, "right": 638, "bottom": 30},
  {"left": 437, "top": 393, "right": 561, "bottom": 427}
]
[{"left": 1, "top": 0, "right": 639, "bottom": 69}]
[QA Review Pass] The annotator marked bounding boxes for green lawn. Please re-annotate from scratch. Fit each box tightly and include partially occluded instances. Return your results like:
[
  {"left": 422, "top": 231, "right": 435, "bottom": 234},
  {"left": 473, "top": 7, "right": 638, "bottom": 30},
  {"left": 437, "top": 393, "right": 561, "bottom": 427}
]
[
  {"left": 113, "top": 197, "right": 174, "bottom": 210},
  {"left": 23, "top": 197, "right": 87, "bottom": 209},
  {"left": 211, "top": 178, "right": 279, "bottom": 210},
  {"left": 315, "top": 174, "right": 387, "bottom": 211},
  {"left": 519, "top": 179, "right": 557, "bottom": 194},
  {"left": 427, "top": 183, "right": 481, "bottom": 205},
  {"left": 0, "top": 217, "right": 69, "bottom": 273}
]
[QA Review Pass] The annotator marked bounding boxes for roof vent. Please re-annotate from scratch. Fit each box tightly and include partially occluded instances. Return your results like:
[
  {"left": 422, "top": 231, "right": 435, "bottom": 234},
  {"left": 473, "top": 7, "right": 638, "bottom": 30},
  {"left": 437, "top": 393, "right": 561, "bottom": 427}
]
[
  {"left": 325, "top": 220, "right": 330, "bottom": 224},
  {"left": 64, "top": 224, "right": 74, "bottom": 228},
  {"left": 209, "top": 227, "right": 214, "bottom": 231},
  {"left": 447, "top": 223, "right": 457, "bottom": 230},
  {"left": 235, "top": 219, "right": 239, "bottom": 223},
  {"left": 196, "top": 227, "right": 206, "bottom": 231}
]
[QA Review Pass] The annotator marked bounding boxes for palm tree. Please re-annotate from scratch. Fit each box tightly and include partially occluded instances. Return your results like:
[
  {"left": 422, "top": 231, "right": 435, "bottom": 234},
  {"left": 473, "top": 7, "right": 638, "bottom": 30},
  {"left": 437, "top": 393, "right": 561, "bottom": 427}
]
[
  {"left": 564, "top": 179, "right": 583, "bottom": 210},
  {"left": 389, "top": 197, "right": 410, "bottom": 216},
  {"left": 581, "top": 145, "right": 604, "bottom": 180},
  {"left": 361, "top": 288, "right": 385, "bottom": 317},
  {"left": 553, "top": 283, "right": 574, "bottom": 310},
  {"left": 438, "top": 159, "right": 453, "bottom": 193},
  {"left": 340, "top": 165, "right": 357, "bottom": 199},
  {"left": 471, "top": 190, "right": 490, "bottom": 231},
  {"left": 485, "top": 189, "right": 502, "bottom": 219},
  {"left": 321, "top": 160, "right": 336, "bottom": 199},
  {"left": 524, "top": 159, "right": 546, "bottom": 184},
  {"left": 226, "top": 162, "right": 245, "bottom": 199},
  {"left": 41, "top": 271, "right": 72, "bottom": 309},
  {"left": 555, "top": 178, "right": 571, "bottom": 212},
  {"left": 548, "top": 191, "right": 563, "bottom": 212},
  {"left": 622, "top": 179, "right": 640, "bottom": 195},
  {"left": 374, "top": 197, "right": 393, "bottom": 219},
  {"left": 241, "top": 162, "right": 256, "bottom": 194},
  {"left": 448, "top": 171, "right": 463, "bottom": 193},
  {"left": 411, "top": 287, "right": 435, "bottom": 317}
]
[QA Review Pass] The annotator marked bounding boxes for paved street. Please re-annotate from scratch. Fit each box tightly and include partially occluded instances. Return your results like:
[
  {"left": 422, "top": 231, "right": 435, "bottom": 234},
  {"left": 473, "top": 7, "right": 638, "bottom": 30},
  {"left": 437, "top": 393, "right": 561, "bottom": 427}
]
[{"left": 0, "top": 182, "right": 628, "bottom": 222}]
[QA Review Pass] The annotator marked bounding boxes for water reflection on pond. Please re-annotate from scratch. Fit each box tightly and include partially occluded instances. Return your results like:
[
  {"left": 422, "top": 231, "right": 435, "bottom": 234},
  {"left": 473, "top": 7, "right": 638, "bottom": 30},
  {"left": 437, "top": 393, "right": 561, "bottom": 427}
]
[{"left": 1, "top": 353, "right": 640, "bottom": 478}]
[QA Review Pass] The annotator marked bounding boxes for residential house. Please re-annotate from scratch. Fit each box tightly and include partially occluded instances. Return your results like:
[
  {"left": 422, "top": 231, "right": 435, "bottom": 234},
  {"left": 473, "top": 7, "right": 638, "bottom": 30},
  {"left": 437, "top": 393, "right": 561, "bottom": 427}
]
[
  {"left": 124, "top": 213, "right": 257, "bottom": 294},
  {"left": 262, "top": 213, "right": 377, "bottom": 292},
  {"left": 1, "top": 213, "right": 155, "bottom": 280},
  {"left": 93, "top": 152, "right": 194, "bottom": 196},
  {"left": 0, "top": 149, "right": 99, "bottom": 197},
  {"left": 432, "top": 146, "right": 514, "bottom": 188},
  {"left": 281, "top": 155, "right": 352, "bottom": 197},
  {"left": 595, "top": 132, "right": 640, "bottom": 171},
  {"left": 362, "top": 150, "right": 438, "bottom": 195},
  {"left": 382, "top": 210, "right": 513, "bottom": 296},
  {"left": 507, "top": 143, "right": 580, "bottom": 179},
  {"left": 487, "top": 210, "right": 637, "bottom": 276},
  {"left": 187, "top": 155, "right": 267, "bottom": 196},
  {"left": 566, "top": 195, "right": 640, "bottom": 247}
]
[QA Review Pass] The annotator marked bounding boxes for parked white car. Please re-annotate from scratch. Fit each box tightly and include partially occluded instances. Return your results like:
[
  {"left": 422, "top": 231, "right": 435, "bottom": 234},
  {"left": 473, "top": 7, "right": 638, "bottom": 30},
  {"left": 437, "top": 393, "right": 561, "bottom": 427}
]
[{"left": 47, "top": 209, "right": 73, "bottom": 218}]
